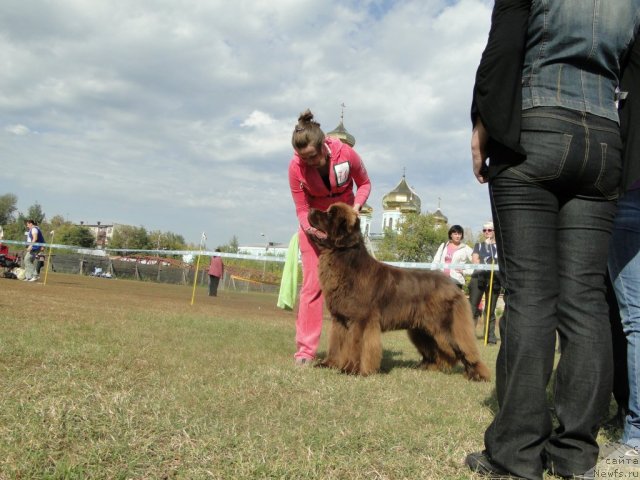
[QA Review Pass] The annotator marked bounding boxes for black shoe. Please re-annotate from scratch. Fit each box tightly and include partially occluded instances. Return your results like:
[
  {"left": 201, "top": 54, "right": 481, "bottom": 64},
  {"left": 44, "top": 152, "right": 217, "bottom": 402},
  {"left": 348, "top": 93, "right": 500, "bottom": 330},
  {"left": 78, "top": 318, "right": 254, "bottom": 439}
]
[
  {"left": 601, "top": 406, "right": 625, "bottom": 431},
  {"left": 545, "top": 466, "right": 594, "bottom": 480},
  {"left": 543, "top": 455, "right": 595, "bottom": 480},
  {"left": 465, "top": 451, "right": 525, "bottom": 478}
]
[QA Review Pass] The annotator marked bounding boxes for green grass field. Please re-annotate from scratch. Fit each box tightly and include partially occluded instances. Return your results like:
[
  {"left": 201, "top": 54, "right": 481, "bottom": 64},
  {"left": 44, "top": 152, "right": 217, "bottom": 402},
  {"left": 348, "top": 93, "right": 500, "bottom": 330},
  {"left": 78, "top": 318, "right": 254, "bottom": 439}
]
[{"left": 0, "top": 274, "right": 620, "bottom": 479}]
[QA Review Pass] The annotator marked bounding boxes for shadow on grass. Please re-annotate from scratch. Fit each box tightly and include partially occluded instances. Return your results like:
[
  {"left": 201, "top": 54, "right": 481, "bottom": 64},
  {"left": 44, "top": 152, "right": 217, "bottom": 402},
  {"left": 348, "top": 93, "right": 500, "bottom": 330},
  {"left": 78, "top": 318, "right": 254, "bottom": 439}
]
[
  {"left": 380, "top": 349, "right": 416, "bottom": 373},
  {"left": 314, "top": 348, "right": 418, "bottom": 374},
  {"left": 315, "top": 348, "right": 485, "bottom": 379}
]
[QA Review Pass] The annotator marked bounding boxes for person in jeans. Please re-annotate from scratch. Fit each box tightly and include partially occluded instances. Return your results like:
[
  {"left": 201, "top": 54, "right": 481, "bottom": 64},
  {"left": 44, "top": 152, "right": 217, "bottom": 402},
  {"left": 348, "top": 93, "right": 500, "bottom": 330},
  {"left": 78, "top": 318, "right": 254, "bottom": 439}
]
[
  {"left": 607, "top": 36, "right": 640, "bottom": 461},
  {"left": 466, "top": 1, "right": 640, "bottom": 478},
  {"left": 467, "top": 222, "right": 501, "bottom": 343},
  {"left": 288, "top": 109, "right": 371, "bottom": 366},
  {"left": 24, "top": 219, "right": 45, "bottom": 282},
  {"left": 208, "top": 249, "right": 224, "bottom": 297}
]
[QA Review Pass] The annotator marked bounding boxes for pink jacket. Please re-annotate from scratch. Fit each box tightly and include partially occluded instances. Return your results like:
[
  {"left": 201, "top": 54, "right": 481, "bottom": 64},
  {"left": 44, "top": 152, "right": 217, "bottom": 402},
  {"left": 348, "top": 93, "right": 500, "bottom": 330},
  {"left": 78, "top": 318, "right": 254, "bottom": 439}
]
[
  {"left": 288, "top": 137, "right": 371, "bottom": 231},
  {"left": 208, "top": 256, "right": 224, "bottom": 278}
]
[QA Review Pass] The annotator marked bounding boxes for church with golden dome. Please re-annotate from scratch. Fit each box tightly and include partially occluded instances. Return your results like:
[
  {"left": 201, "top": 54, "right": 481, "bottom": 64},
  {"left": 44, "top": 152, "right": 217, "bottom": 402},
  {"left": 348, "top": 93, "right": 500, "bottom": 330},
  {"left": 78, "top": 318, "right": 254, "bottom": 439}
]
[
  {"left": 326, "top": 106, "right": 446, "bottom": 240},
  {"left": 326, "top": 106, "right": 374, "bottom": 237},
  {"left": 381, "top": 172, "right": 421, "bottom": 232}
]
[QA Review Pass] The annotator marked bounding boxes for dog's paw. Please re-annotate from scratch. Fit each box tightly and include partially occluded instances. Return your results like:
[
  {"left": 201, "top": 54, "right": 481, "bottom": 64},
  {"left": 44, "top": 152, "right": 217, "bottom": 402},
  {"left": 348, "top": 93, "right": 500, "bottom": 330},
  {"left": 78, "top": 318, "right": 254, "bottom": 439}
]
[
  {"left": 315, "top": 360, "right": 334, "bottom": 369},
  {"left": 417, "top": 361, "right": 440, "bottom": 372},
  {"left": 465, "top": 362, "right": 491, "bottom": 382},
  {"left": 418, "top": 360, "right": 453, "bottom": 374},
  {"left": 340, "top": 361, "right": 363, "bottom": 375}
]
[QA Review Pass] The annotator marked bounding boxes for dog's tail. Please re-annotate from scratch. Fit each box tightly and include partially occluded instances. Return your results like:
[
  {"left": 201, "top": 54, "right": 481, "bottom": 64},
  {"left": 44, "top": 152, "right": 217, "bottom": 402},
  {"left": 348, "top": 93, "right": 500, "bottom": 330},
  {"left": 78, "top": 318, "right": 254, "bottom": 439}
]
[{"left": 451, "top": 295, "right": 491, "bottom": 382}]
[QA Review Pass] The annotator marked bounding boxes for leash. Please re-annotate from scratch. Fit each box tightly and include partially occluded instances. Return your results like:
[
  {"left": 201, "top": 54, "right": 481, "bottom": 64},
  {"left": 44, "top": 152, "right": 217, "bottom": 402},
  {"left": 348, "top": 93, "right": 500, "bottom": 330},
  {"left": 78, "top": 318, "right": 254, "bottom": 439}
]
[{"left": 483, "top": 252, "right": 496, "bottom": 346}]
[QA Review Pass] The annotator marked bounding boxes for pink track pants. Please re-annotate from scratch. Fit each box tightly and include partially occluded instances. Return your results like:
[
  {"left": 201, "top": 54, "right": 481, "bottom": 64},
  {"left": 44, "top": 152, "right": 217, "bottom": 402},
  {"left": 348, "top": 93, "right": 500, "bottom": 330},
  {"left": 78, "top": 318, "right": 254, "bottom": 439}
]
[{"left": 294, "top": 228, "right": 324, "bottom": 360}]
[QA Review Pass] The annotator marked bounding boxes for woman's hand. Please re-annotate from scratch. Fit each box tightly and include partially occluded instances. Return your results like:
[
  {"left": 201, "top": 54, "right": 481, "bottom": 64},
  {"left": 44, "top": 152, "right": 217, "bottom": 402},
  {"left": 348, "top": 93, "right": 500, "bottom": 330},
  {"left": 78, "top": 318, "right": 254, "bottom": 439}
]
[
  {"left": 353, "top": 203, "right": 361, "bottom": 216},
  {"left": 471, "top": 118, "right": 489, "bottom": 184}
]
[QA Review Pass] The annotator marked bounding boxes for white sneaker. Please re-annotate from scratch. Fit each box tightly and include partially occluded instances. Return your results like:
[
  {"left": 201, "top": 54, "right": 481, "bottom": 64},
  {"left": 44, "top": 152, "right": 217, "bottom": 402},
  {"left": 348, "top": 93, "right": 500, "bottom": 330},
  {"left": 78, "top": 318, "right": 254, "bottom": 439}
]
[
  {"left": 294, "top": 357, "right": 314, "bottom": 367},
  {"left": 27, "top": 276, "right": 39, "bottom": 282}
]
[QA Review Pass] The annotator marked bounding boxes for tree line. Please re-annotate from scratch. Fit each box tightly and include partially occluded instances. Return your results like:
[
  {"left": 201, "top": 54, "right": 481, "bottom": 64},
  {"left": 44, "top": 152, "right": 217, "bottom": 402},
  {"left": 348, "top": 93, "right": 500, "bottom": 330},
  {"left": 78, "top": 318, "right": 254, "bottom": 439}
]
[
  {"left": 375, "top": 212, "right": 452, "bottom": 262},
  {"left": 0, "top": 193, "right": 191, "bottom": 252},
  {"left": 1, "top": 192, "right": 474, "bottom": 261}
]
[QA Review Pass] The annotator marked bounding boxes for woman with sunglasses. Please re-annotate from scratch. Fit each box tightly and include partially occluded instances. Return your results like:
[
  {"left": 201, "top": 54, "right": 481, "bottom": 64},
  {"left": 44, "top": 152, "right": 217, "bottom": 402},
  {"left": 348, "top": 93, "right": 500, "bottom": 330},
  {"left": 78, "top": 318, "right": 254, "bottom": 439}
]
[
  {"left": 288, "top": 109, "right": 371, "bottom": 366},
  {"left": 467, "top": 222, "right": 501, "bottom": 344}
]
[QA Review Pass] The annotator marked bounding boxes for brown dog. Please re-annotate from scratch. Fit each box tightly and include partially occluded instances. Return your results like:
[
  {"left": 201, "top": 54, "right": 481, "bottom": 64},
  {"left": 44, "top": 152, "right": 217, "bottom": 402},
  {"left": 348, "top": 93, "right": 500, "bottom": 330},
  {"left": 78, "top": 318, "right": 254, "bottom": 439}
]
[{"left": 308, "top": 202, "right": 490, "bottom": 381}]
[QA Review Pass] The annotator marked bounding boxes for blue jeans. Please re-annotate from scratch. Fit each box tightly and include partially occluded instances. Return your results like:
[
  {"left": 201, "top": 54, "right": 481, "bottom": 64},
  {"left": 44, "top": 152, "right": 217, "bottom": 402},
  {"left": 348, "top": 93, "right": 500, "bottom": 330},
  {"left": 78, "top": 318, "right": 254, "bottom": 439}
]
[
  {"left": 485, "top": 107, "right": 622, "bottom": 479},
  {"left": 24, "top": 250, "right": 38, "bottom": 279},
  {"left": 468, "top": 272, "right": 501, "bottom": 342},
  {"left": 609, "top": 188, "right": 640, "bottom": 449}
]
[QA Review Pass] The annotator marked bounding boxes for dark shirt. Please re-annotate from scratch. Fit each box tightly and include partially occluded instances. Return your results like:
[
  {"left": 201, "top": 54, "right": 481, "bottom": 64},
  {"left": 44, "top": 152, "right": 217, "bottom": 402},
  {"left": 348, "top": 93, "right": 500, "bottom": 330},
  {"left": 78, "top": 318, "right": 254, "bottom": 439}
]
[
  {"left": 472, "top": 242, "right": 500, "bottom": 286},
  {"left": 471, "top": 0, "right": 531, "bottom": 157},
  {"left": 473, "top": 242, "right": 498, "bottom": 266},
  {"left": 620, "top": 37, "right": 640, "bottom": 192}
]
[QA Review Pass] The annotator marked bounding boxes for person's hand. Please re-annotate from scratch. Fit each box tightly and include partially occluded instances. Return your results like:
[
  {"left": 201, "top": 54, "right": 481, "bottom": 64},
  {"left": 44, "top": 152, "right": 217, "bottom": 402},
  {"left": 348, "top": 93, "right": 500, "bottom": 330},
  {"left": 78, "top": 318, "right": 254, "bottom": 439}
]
[
  {"left": 306, "top": 227, "right": 327, "bottom": 240},
  {"left": 353, "top": 203, "right": 361, "bottom": 216},
  {"left": 471, "top": 118, "right": 489, "bottom": 184}
]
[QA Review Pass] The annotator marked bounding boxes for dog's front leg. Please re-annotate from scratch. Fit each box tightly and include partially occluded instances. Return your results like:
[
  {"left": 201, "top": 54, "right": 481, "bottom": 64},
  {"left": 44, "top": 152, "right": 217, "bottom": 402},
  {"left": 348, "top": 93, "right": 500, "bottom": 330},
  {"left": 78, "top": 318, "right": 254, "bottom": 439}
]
[
  {"left": 339, "top": 320, "right": 368, "bottom": 375},
  {"left": 318, "top": 316, "right": 348, "bottom": 369},
  {"left": 358, "top": 317, "right": 382, "bottom": 376}
]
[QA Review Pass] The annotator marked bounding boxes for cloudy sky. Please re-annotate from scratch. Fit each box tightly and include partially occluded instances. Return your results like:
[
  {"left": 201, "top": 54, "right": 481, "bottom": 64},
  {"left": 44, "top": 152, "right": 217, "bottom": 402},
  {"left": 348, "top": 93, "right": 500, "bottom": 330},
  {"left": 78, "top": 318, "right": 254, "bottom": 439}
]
[{"left": 0, "top": 0, "right": 494, "bottom": 249}]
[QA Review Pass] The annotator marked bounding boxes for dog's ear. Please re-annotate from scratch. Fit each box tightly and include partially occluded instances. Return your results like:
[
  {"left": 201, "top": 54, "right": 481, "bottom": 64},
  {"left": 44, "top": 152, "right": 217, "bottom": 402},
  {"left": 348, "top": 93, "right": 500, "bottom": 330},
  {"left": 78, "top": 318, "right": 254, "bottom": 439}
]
[{"left": 333, "top": 209, "right": 361, "bottom": 248}]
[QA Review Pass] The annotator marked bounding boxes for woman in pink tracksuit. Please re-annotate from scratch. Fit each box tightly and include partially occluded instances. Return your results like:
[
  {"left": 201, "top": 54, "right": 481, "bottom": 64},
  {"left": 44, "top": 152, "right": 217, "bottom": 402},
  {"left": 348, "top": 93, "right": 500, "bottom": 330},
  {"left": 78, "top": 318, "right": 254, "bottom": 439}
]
[{"left": 288, "top": 109, "right": 371, "bottom": 365}]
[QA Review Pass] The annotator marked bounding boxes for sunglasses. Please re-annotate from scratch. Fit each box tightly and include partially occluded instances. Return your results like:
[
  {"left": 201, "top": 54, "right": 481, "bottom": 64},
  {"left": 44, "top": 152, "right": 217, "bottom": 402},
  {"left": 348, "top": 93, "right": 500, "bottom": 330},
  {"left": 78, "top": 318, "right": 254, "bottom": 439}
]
[{"left": 483, "top": 229, "right": 494, "bottom": 232}]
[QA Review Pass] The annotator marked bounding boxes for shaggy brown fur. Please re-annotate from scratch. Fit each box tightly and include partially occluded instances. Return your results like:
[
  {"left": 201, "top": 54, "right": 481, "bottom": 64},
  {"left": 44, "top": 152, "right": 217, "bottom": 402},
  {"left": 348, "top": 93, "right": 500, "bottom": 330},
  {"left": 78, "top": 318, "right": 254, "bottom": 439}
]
[{"left": 308, "top": 202, "right": 491, "bottom": 381}]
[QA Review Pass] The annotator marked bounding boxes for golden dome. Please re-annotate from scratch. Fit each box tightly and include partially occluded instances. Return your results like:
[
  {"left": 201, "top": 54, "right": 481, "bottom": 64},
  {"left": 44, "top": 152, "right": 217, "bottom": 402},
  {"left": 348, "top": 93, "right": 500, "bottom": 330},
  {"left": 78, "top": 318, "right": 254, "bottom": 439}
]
[
  {"left": 382, "top": 175, "right": 421, "bottom": 213},
  {"left": 432, "top": 208, "right": 448, "bottom": 224},
  {"left": 326, "top": 120, "right": 355, "bottom": 147},
  {"left": 326, "top": 104, "right": 356, "bottom": 147}
]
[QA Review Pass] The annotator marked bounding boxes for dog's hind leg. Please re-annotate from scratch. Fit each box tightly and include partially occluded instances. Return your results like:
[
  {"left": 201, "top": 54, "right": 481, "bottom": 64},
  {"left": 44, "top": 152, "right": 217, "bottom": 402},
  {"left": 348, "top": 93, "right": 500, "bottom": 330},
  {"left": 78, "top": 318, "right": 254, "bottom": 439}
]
[
  {"left": 359, "top": 318, "right": 382, "bottom": 376},
  {"left": 449, "top": 297, "right": 491, "bottom": 381},
  {"left": 408, "top": 328, "right": 440, "bottom": 371},
  {"left": 421, "top": 335, "right": 471, "bottom": 377}
]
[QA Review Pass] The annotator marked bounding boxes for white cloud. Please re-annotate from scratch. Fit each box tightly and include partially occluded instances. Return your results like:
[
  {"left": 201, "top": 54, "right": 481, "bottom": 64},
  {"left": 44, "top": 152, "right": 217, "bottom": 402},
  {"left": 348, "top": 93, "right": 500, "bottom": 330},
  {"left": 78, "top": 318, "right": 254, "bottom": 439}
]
[
  {"left": 240, "top": 110, "right": 275, "bottom": 128},
  {"left": 5, "top": 124, "right": 31, "bottom": 135},
  {"left": 0, "top": 0, "right": 495, "bottom": 247}
]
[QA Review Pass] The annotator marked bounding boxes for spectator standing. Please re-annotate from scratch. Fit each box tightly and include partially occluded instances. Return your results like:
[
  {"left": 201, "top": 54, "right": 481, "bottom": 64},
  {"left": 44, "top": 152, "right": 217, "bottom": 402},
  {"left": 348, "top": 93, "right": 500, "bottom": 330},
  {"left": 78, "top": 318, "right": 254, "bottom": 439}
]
[
  {"left": 466, "top": 1, "right": 640, "bottom": 478},
  {"left": 467, "top": 222, "right": 501, "bottom": 344},
  {"left": 431, "top": 224, "right": 473, "bottom": 289},
  {"left": 288, "top": 109, "right": 371, "bottom": 366},
  {"left": 24, "top": 219, "right": 44, "bottom": 282},
  {"left": 606, "top": 36, "right": 640, "bottom": 460},
  {"left": 208, "top": 249, "right": 224, "bottom": 297},
  {"left": 36, "top": 252, "right": 46, "bottom": 275}
]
